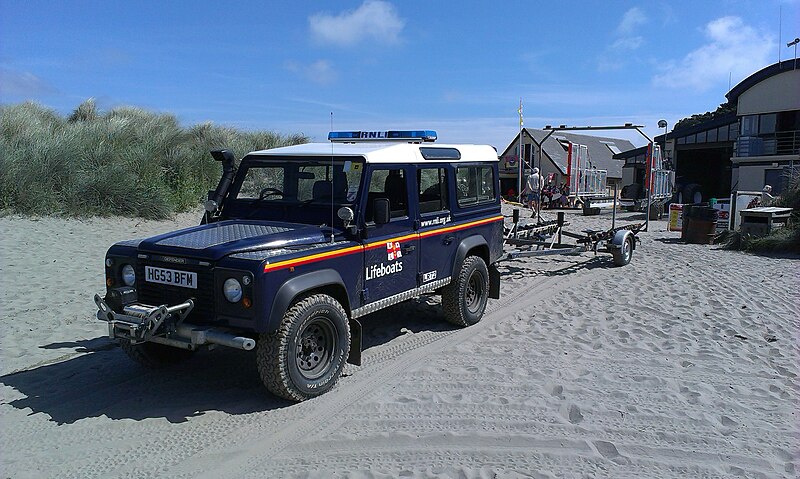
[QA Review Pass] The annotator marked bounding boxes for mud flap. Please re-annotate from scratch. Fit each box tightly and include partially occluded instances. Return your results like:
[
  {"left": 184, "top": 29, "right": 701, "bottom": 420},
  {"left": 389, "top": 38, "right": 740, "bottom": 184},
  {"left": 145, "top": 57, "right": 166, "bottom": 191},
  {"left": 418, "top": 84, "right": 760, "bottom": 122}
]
[
  {"left": 347, "top": 317, "right": 363, "bottom": 366},
  {"left": 488, "top": 263, "right": 501, "bottom": 299}
]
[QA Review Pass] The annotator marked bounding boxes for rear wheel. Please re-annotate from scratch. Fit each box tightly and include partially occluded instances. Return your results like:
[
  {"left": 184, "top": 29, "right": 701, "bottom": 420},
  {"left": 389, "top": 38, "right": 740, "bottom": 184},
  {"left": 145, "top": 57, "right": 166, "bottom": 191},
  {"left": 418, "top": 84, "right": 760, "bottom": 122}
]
[
  {"left": 257, "top": 294, "right": 350, "bottom": 401},
  {"left": 120, "top": 340, "right": 194, "bottom": 368},
  {"left": 612, "top": 236, "right": 634, "bottom": 266},
  {"left": 442, "top": 255, "right": 489, "bottom": 327}
]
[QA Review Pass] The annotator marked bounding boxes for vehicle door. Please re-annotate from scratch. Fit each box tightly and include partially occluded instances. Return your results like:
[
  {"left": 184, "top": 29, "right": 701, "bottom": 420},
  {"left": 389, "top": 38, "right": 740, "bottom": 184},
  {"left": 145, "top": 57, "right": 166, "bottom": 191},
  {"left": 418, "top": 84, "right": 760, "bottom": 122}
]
[
  {"left": 415, "top": 165, "right": 454, "bottom": 288},
  {"left": 360, "top": 166, "right": 419, "bottom": 304}
]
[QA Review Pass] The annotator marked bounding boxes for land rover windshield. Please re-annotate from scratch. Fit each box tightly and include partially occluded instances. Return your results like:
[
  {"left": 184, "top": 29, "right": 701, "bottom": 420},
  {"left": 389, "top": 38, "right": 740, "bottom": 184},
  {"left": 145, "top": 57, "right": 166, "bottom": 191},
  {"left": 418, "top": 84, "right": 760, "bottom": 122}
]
[{"left": 224, "top": 157, "right": 364, "bottom": 224}]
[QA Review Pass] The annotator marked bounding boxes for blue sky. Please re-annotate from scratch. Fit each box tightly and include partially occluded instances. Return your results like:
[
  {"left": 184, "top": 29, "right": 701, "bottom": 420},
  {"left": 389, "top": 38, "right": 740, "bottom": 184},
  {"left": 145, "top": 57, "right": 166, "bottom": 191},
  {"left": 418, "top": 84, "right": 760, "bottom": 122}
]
[{"left": 1, "top": 1, "right": 798, "bottom": 149}]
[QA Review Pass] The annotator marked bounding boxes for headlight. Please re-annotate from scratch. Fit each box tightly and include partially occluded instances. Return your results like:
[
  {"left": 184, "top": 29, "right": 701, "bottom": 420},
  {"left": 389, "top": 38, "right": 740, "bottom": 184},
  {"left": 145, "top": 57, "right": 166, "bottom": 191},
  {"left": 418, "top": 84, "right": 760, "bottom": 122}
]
[
  {"left": 223, "top": 278, "right": 242, "bottom": 303},
  {"left": 121, "top": 264, "right": 136, "bottom": 286}
]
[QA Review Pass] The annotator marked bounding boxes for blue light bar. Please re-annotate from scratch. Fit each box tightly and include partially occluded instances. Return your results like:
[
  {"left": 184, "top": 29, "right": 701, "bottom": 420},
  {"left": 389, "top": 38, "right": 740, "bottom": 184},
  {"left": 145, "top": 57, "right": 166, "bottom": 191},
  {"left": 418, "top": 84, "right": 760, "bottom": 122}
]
[{"left": 328, "top": 130, "right": 437, "bottom": 142}]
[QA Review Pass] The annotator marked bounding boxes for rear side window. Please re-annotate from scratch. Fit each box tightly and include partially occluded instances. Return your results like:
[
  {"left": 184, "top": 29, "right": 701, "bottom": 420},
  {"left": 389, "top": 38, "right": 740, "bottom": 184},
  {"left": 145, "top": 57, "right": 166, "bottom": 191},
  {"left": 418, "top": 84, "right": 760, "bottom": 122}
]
[
  {"left": 418, "top": 168, "right": 448, "bottom": 214},
  {"left": 456, "top": 166, "right": 495, "bottom": 207}
]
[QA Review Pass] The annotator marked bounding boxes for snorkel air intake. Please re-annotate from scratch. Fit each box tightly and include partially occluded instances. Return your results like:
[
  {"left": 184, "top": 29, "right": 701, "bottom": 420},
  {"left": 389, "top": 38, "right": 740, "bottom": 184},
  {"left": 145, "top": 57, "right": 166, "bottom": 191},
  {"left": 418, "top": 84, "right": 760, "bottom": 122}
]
[{"left": 204, "top": 149, "right": 237, "bottom": 221}]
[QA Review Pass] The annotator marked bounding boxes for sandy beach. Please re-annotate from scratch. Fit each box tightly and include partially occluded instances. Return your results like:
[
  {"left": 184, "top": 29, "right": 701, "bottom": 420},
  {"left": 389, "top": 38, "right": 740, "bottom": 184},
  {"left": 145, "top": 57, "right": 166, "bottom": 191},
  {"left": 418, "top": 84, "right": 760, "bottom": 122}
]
[{"left": 1, "top": 206, "right": 798, "bottom": 478}]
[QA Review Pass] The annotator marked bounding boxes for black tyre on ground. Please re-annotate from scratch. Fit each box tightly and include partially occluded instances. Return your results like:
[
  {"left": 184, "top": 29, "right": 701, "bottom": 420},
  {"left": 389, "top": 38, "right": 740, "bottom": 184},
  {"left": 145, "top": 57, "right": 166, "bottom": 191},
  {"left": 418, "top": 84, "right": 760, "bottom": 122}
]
[
  {"left": 682, "top": 183, "right": 702, "bottom": 204},
  {"left": 257, "top": 293, "right": 350, "bottom": 401},
  {"left": 442, "top": 255, "right": 490, "bottom": 327},
  {"left": 612, "top": 236, "right": 634, "bottom": 266},
  {"left": 120, "top": 339, "right": 195, "bottom": 368}
]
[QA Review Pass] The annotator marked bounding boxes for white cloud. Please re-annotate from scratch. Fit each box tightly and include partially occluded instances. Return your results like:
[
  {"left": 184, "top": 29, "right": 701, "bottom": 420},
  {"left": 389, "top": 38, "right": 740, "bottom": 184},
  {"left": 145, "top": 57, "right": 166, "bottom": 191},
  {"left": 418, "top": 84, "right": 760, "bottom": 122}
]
[
  {"left": 653, "top": 16, "right": 775, "bottom": 91},
  {"left": 611, "top": 36, "right": 644, "bottom": 51},
  {"left": 284, "top": 60, "right": 338, "bottom": 85},
  {"left": 0, "top": 68, "right": 55, "bottom": 98},
  {"left": 597, "top": 7, "right": 647, "bottom": 71},
  {"left": 309, "top": 0, "right": 404, "bottom": 47},
  {"left": 617, "top": 7, "right": 647, "bottom": 35}
]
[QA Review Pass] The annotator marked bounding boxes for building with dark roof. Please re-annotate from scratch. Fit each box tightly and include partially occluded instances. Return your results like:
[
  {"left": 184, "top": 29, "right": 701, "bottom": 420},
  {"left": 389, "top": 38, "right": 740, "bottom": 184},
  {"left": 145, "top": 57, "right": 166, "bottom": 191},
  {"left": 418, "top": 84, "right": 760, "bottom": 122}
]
[
  {"left": 726, "top": 59, "right": 800, "bottom": 194},
  {"left": 498, "top": 128, "right": 632, "bottom": 195},
  {"left": 620, "top": 60, "right": 799, "bottom": 202}
]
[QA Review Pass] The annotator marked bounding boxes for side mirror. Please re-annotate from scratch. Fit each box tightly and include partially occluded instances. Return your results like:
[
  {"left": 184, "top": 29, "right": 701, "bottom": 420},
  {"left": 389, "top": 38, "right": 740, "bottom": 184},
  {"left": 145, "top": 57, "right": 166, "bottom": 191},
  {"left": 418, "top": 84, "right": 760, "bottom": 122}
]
[
  {"left": 337, "top": 206, "right": 354, "bottom": 227},
  {"left": 373, "top": 198, "right": 390, "bottom": 225}
]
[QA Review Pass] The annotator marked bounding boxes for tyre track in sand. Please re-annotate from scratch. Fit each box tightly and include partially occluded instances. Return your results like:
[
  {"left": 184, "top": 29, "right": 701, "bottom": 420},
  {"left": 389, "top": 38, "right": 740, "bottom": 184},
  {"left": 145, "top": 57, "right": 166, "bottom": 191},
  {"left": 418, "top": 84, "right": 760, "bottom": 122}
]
[{"left": 160, "top": 256, "right": 597, "bottom": 479}]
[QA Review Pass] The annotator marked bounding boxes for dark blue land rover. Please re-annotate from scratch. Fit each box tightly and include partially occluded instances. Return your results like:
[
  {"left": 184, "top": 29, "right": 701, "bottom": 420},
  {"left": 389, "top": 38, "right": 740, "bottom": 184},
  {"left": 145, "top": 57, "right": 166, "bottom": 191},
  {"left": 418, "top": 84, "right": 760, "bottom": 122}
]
[{"left": 95, "top": 130, "right": 503, "bottom": 400}]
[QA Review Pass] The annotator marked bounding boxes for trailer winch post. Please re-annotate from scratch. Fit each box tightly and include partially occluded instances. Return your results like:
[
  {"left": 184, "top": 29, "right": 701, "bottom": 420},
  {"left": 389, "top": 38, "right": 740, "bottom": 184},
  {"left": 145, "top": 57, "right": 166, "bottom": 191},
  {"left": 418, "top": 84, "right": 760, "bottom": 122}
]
[
  {"left": 612, "top": 183, "right": 617, "bottom": 230},
  {"left": 557, "top": 211, "right": 564, "bottom": 244},
  {"left": 633, "top": 126, "right": 654, "bottom": 233}
]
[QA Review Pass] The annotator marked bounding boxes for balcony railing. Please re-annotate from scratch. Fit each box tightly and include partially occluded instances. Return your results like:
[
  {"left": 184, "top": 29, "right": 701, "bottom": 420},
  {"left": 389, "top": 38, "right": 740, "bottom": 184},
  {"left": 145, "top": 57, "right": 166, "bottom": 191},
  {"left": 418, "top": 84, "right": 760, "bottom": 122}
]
[{"left": 735, "top": 130, "right": 800, "bottom": 157}]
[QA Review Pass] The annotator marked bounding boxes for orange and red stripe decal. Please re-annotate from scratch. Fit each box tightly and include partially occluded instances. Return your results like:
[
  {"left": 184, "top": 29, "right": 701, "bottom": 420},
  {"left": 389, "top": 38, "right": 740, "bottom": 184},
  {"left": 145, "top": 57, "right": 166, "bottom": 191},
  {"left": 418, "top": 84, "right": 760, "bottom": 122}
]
[{"left": 263, "top": 215, "right": 503, "bottom": 272}]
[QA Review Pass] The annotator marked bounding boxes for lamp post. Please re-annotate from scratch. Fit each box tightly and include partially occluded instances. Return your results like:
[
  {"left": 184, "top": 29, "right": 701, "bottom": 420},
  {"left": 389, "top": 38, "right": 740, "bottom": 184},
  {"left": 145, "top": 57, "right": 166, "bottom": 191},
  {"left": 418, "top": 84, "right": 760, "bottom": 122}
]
[
  {"left": 658, "top": 119, "right": 668, "bottom": 165},
  {"left": 789, "top": 38, "right": 800, "bottom": 70}
]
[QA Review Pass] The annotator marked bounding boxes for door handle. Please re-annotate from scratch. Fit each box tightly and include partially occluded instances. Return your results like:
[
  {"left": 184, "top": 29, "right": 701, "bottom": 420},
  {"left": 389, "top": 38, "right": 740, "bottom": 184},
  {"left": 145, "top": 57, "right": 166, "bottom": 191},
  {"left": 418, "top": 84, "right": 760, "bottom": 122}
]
[
  {"left": 402, "top": 244, "right": 416, "bottom": 254},
  {"left": 443, "top": 235, "right": 455, "bottom": 245}
]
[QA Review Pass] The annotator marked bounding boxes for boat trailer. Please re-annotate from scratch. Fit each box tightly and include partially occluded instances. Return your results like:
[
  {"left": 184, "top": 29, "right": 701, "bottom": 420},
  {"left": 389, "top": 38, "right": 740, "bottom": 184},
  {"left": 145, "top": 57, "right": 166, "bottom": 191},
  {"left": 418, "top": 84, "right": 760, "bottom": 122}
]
[{"left": 503, "top": 209, "right": 643, "bottom": 266}]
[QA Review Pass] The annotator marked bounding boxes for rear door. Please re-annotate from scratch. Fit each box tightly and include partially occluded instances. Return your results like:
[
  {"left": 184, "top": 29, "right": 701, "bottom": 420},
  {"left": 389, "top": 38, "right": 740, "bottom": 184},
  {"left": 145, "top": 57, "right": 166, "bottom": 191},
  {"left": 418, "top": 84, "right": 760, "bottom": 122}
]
[{"left": 416, "top": 165, "right": 454, "bottom": 288}]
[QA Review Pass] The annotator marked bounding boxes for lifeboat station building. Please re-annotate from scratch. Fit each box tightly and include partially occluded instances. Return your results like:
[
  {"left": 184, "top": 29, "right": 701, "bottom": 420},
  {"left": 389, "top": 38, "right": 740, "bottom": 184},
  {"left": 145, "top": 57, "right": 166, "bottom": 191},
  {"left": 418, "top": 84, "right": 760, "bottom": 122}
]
[{"left": 498, "top": 129, "right": 633, "bottom": 196}]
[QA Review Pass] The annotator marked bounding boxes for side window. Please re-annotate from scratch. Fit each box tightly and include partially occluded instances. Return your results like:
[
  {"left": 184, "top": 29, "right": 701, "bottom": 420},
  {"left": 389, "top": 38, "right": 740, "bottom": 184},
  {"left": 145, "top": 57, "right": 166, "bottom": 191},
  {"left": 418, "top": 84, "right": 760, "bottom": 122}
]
[
  {"left": 418, "top": 167, "right": 448, "bottom": 214},
  {"left": 456, "top": 166, "right": 495, "bottom": 207},
  {"left": 366, "top": 168, "right": 408, "bottom": 221}
]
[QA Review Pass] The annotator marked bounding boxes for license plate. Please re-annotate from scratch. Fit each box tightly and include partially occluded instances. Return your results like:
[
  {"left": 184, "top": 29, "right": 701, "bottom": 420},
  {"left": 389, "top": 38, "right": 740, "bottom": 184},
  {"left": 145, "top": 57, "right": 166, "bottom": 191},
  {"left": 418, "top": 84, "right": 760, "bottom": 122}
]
[{"left": 145, "top": 266, "right": 197, "bottom": 289}]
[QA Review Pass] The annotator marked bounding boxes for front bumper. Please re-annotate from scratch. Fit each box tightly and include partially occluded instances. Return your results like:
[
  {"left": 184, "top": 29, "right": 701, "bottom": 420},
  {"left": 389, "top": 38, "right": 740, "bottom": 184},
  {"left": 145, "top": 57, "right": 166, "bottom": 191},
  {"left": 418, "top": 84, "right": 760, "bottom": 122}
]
[{"left": 94, "top": 293, "right": 255, "bottom": 351}]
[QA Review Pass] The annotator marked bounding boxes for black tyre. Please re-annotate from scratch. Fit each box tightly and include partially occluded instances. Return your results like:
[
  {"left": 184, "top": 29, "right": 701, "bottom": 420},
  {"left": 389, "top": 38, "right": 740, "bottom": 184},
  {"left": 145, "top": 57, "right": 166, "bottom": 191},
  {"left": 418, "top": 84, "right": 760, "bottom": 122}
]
[
  {"left": 442, "top": 255, "right": 490, "bottom": 327},
  {"left": 612, "top": 236, "right": 634, "bottom": 266},
  {"left": 257, "top": 294, "right": 350, "bottom": 401},
  {"left": 120, "top": 339, "right": 194, "bottom": 368},
  {"left": 682, "top": 183, "right": 702, "bottom": 204}
]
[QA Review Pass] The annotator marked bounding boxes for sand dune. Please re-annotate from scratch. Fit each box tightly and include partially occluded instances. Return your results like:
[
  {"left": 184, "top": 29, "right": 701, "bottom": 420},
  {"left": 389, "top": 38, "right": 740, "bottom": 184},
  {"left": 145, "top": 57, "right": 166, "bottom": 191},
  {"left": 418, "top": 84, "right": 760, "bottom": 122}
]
[{"left": 0, "top": 207, "right": 797, "bottom": 478}]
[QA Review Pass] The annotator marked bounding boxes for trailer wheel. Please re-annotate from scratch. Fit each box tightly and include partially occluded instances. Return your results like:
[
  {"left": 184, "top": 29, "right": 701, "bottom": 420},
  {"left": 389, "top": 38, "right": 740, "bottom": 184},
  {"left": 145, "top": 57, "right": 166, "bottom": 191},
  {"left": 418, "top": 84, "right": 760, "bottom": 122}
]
[
  {"left": 120, "top": 339, "right": 194, "bottom": 368},
  {"left": 257, "top": 294, "right": 350, "bottom": 401},
  {"left": 612, "top": 236, "right": 634, "bottom": 266},
  {"left": 442, "top": 255, "right": 489, "bottom": 327}
]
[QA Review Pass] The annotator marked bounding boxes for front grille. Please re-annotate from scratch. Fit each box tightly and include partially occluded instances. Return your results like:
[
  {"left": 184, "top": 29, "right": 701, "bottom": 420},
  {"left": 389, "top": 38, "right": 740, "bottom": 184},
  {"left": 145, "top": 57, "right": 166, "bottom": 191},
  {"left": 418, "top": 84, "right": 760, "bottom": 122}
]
[{"left": 136, "top": 261, "right": 216, "bottom": 323}]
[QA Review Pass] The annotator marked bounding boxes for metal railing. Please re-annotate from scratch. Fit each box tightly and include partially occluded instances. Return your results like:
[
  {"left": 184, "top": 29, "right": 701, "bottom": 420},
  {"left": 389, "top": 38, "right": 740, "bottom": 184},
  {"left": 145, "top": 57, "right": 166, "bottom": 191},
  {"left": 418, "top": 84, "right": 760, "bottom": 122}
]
[{"left": 736, "top": 130, "right": 800, "bottom": 157}]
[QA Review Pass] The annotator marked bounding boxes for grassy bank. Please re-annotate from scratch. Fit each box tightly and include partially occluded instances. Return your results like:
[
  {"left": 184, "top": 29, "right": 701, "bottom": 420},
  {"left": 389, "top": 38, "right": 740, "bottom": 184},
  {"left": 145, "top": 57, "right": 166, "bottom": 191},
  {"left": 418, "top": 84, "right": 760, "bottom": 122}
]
[{"left": 0, "top": 100, "right": 307, "bottom": 219}]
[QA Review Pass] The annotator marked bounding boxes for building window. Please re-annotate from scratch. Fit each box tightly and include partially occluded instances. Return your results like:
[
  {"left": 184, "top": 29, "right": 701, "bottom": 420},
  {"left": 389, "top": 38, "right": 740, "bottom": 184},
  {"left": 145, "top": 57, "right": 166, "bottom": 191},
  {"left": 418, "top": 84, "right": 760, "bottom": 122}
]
[
  {"left": 741, "top": 115, "right": 758, "bottom": 136},
  {"left": 696, "top": 131, "right": 707, "bottom": 143},
  {"left": 717, "top": 125, "right": 729, "bottom": 142},
  {"left": 759, "top": 113, "right": 776, "bottom": 134},
  {"left": 677, "top": 136, "right": 686, "bottom": 145},
  {"left": 765, "top": 169, "right": 786, "bottom": 195},
  {"left": 707, "top": 128, "right": 717, "bottom": 142},
  {"left": 685, "top": 134, "right": 696, "bottom": 144}
]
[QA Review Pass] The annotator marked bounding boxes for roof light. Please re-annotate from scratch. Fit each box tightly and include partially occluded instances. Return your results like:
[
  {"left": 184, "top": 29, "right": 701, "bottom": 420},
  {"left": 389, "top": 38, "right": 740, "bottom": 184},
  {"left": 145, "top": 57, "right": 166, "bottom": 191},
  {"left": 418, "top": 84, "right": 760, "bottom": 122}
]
[{"left": 328, "top": 130, "right": 437, "bottom": 142}]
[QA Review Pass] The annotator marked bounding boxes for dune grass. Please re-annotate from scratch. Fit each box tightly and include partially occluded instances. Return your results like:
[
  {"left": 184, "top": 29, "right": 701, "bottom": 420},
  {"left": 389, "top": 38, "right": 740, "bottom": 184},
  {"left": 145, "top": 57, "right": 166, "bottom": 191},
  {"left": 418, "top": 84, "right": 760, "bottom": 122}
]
[{"left": 0, "top": 99, "right": 307, "bottom": 219}]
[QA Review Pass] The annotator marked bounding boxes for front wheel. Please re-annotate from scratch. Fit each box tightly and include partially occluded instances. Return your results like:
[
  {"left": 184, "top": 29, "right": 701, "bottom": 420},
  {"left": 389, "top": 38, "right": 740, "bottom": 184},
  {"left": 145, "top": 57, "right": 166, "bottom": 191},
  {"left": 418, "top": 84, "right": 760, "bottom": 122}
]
[
  {"left": 442, "top": 255, "right": 490, "bottom": 327},
  {"left": 257, "top": 294, "right": 350, "bottom": 401}
]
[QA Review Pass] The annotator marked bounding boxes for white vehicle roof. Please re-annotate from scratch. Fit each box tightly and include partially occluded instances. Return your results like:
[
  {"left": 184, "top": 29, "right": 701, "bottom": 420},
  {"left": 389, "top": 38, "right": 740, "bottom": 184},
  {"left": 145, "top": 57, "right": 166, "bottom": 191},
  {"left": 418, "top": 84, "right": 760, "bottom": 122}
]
[{"left": 247, "top": 142, "right": 499, "bottom": 164}]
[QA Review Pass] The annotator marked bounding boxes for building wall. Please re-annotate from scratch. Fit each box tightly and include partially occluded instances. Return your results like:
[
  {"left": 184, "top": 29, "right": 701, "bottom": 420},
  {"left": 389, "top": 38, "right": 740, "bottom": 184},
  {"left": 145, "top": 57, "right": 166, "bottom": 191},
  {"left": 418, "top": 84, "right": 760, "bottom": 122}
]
[
  {"left": 737, "top": 69, "right": 800, "bottom": 115},
  {"left": 733, "top": 156, "right": 798, "bottom": 193}
]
